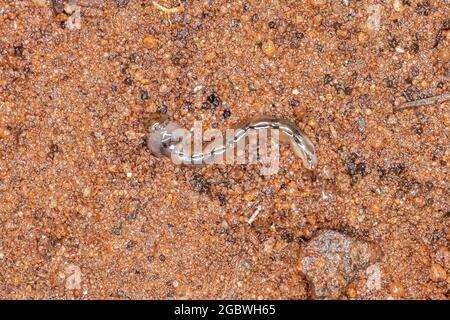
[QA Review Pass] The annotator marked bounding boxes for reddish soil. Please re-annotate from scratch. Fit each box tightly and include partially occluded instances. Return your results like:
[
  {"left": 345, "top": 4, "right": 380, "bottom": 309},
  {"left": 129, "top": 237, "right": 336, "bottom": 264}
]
[{"left": 0, "top": 0, "right": 448, "bottom": 299}]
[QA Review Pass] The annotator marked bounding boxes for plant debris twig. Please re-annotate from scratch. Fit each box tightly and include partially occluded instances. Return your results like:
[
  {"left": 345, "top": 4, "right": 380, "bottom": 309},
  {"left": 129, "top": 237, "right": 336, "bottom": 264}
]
[
  {"left": 152, "top": 0, "right": 184, "bottom": 25},
  {"left": 152, "top": 0, "right": 184, "bottom": 14},
  {"left": 247, "top": 206, "right": 262, "bottom": 225},
  {"left": 433, "top": 19, "right": 450, "bottom": 48},
  {"left": 394, "top": 92, "right": 450, "bottom": 111}
]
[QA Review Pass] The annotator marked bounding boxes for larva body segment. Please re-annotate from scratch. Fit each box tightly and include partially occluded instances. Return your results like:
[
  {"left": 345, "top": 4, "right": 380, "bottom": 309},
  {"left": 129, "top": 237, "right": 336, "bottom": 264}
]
[{"left": 148, "top": 115, "right": 317, "bottom": 170}]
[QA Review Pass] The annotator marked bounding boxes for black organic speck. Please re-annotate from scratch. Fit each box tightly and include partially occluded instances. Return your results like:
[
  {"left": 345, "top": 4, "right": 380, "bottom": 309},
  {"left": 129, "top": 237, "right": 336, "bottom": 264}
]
[
  {"left": 324, "top": 74, "right": 333, "bottom": 85},
  {"left": 207, "top": 91, "right": 221, "bottom": 108},
  {"left": 223, "top": 109, "right": 231, "bottom": 119},
  {"left": 157, "top": 104, "right": 168, "bottom": 114}
]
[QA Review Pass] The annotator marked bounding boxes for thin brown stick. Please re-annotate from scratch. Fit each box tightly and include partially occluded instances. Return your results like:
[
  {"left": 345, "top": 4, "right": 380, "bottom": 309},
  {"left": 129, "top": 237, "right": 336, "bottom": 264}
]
[
  {"left": 394, "top": 92, "right": 450, "bottom": 111},
  {"left": 152, "top": 1, "right": 184, "bottom": 14}
]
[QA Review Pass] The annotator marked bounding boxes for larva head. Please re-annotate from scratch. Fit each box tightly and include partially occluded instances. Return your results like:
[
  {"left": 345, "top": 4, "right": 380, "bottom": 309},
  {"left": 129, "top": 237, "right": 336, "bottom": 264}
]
[{"left": 147, "top": 113, "right": 182, "bottom": 157}]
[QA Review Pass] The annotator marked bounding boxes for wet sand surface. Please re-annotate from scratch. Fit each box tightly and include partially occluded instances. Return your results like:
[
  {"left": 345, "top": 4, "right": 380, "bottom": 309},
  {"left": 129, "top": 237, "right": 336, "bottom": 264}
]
[{"left": 0, "top": 0, "right": 448, "bottom": 299}]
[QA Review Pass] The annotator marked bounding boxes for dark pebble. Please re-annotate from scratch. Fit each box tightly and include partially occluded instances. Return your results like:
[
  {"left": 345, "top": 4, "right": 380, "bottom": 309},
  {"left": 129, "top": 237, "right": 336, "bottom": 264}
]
[
  {"left": 226, "top": 235, "right": 237, "bottom": 243},
  {"left": 281, "top": 232, "right": 295, "bottom": 243},
  {"left": 182, "top": 101, "right": 194, "bottom": 112},
  {"left": 177, "top": 29, "right": 189, "bottom": 39},
  {"left": 166, "top": 290, "right": 175, "bottom": 298},
  {"left": 343, "top": 86, "right": 353, "bottom": 95},
  {"left": 124, "top": 78, "right": 134, "bottom": 86},
  {"left": 231, "top": 19, "right": 241, "bottom": 27},
  {"left": 410, "top": 43, "right": 419, "bottom": 54},
  {"left": 201, "top": 102, "right": 211, "bottom": 110},
  {"left": 112, "top": 224, "right": 122, "bottom": 236},
  {"left": 345, "top": 153, "right": 369, "bottom": 184},
  {"left": 289, "top": 99, "right": 300, "bottom": 107},
  {"left": 129, "top": 53, "right": 137, "bottom": 63},
  {"left": 416, "top": 2, "right": 432, "bottom": 16},
  {"left": 358, "top": 94, "right": 370, "bottom": 107},
  {"left": 217, "top": 193, "right": 226, "bottom": 206},
  {"left": 389, "top": 37, "right": 398, "bottom": 49},
  {"left": 384, "top": 76, "right": 397, "bottom": 88},
  {"left": 23, "top": 65, "right": 31, "bottom": 74},
  {"left": 388, "top": 163, "right": 405, "bottom": 176},
  {"left": 357, "top": 117, "right": 365, "bottom": 132},
  {"left": 375, "top": 164, "right": 385, "bottom": 177},
  {"left": 192, "top": 173, "right": 210, "bottom": 194},
  {"left": 413, "top": 126, "right": 423, "bottom": 135},
  {"left": 223, "top": 109, "right": 231, "bottom": 118},
  {"left": 139, "top": 137, "right": 148, "bottom": 147},
  {"left": 128, "top": 208, "right": 138, "bottom": 220},
  {"left": 324, "top": 74, "right": 333, "bottom": 85},
  {"left": 14, "top": 45, "right": 24, "bottom": 57},
  {"left": 157, "top": 104, "right": 168, "bottom": 114},
  {"left": 126, "top": 240, "right": 137, "bottom": 250},
  {"left": 141, "top": 89, "right": 149, "bottom": 101},
  {"left": 52, "top": 0, "right": 64, "bottom": 14},
  {"left": 113, "top": 0, "right": 130, "bottom": 8},
  {"left": 288, "top": 31, "right": 304, "bottom": 49},
  {"left": 47, "top": 144, "right": 59, "bottom": 160},
  {"left": 207, "top": 91, "right": 221, "bottom": 108}
]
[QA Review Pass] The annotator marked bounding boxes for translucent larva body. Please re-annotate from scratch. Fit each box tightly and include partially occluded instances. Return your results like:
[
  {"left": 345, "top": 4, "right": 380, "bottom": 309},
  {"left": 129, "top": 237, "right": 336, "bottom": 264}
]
[{"left": 147, "top": 114, "right": 317, "bottom": 170}]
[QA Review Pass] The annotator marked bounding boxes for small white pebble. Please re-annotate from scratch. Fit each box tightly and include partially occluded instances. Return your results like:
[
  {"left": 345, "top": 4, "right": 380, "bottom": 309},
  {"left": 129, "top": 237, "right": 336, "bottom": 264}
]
[
  {"left": 292, "top": 88, "right": 300, "bottom": 95},
  {"left": 248, "top": 206, "right": 262, "bottom": 225},
  {"left": 65, "top": 264, "right": 82, "bottom": 290},
  {"left": 83, "top": 285, "right": 89, "bottom": 295},
  {"left": 193, "top": 85, "right": 204, "bottom": 93},
  {"left": 57, "top": 271, "right": 65, "bottom": 280},
  {"left": 367, "top": 5, "right": 381, "bottom": 32},
  {"left": 395, "top": 47, "right": 405, "bottom": 53},
  {"left": 366, "top": 264, "right": 382, "bottom": 291},
  {"left": 393, "top": 0, "right": 403, "bottom": 11},
  {"left": 64, "top": 2, "right": 76, "bottom": 15},
  {"left": 126, "top": 172, "right": 133, "bottom": 178},
  {"left": 387, "top": 115, "right": 397, "bottom": 125}
]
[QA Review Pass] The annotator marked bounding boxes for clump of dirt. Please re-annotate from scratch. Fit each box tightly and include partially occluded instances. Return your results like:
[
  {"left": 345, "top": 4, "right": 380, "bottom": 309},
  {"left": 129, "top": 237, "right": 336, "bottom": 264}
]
[{"left": 301, "top": 229, "right": 382, "bottom": 299}]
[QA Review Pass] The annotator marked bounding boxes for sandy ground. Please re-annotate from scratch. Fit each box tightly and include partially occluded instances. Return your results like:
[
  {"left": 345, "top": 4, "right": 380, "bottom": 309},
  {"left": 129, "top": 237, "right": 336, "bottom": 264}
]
[{"left": 0, "top": 0, "right": 448, "bottom": 299}]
